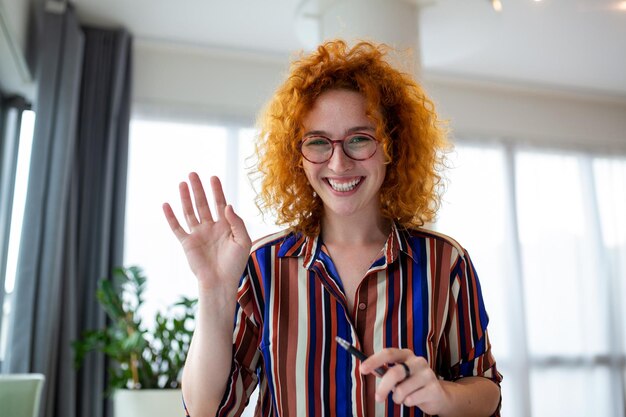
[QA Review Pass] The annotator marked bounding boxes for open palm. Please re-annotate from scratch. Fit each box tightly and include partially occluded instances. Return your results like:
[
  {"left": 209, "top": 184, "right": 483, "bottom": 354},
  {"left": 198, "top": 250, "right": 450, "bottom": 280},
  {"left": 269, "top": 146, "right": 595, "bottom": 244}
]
[{"left": 163, "top": 173, "right": 252, "bottom": 291}]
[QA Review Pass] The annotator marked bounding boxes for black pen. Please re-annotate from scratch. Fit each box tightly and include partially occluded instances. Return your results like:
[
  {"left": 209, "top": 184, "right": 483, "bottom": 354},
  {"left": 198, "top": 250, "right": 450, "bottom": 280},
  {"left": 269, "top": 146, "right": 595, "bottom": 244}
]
[{"left": 335, "top": 336, "right": 386, "bottom": 377}]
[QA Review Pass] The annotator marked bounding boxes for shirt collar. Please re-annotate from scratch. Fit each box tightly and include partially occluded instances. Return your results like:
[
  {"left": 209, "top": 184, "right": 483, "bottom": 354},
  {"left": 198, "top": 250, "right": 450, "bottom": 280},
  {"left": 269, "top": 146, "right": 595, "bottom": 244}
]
[{"left": 277, "top": 222, "right": 418, "bottom": 267}]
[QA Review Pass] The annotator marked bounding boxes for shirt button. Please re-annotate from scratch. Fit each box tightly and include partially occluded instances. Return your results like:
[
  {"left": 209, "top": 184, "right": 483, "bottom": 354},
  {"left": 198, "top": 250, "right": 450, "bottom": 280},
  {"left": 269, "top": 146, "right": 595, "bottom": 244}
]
[{"left": 358, "top": 303, "right": 367, "bottom": 311}]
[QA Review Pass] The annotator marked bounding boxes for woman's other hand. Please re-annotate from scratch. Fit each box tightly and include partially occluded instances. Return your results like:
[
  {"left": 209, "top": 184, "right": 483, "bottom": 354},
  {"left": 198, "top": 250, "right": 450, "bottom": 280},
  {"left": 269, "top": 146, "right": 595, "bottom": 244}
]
[
  {"left": 360, "top": 348, "right": 451, "bottom": 415},
  {"left": 361, "top": 348, "right": 500, "bottom": 417}
]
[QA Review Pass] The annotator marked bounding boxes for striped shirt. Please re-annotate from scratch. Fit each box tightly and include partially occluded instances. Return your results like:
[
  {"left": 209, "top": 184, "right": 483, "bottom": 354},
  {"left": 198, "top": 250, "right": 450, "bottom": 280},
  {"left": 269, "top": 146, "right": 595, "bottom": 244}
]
[{"left": 213, "top": 223, "right": 502, "bottom": 417}]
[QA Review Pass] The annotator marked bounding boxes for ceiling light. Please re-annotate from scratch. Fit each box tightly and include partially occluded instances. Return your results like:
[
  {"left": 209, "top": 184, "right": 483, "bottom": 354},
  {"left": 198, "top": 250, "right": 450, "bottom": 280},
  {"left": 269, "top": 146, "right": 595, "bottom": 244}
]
[
  {"left": 491, "top": 0, "right": 503, "bottom": 12},
  {"left": 618, "top": 1, "right": 626, "bottom": 11}
]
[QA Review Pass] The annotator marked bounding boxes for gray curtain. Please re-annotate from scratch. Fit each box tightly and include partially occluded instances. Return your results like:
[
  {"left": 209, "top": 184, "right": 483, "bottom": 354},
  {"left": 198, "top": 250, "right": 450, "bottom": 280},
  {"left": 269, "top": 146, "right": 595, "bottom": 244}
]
[{"left": 2, "top": 6, "right": 131, "bottom": 417}]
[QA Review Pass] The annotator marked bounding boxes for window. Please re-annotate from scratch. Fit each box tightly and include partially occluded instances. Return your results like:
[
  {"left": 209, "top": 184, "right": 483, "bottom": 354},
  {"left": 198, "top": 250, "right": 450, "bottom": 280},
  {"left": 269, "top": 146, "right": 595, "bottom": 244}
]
[
  {"left": 125, "top": 118, "right": 273, "bottom": 415},
  {"left": 436, "top": 143, "right": 626, "bottom": 417},
  {"left": 124, "top": 118, "right": 279, "bottom": 330},
  {"left": 0, "top": 109, "right": 35, "bottom": 361}
]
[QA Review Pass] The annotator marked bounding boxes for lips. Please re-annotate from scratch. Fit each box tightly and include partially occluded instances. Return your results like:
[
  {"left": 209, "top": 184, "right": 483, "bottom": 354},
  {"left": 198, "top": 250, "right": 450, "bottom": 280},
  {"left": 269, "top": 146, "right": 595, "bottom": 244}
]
[{"left": 326, "top": 177, "right": 362, "bottom": 192}]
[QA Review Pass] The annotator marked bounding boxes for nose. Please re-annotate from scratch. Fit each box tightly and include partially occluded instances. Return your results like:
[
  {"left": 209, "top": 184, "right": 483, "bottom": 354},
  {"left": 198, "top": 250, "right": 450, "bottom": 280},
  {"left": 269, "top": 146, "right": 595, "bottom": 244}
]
[{"left": 327, "top": 142, "right": 353, "bottom": 172}]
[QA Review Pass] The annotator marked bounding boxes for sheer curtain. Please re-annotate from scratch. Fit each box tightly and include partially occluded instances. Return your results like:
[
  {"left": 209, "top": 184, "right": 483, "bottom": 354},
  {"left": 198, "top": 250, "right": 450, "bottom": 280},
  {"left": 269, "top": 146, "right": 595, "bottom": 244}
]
[{"left": 435, "top": 143, "right": 626, "bottom": 417}]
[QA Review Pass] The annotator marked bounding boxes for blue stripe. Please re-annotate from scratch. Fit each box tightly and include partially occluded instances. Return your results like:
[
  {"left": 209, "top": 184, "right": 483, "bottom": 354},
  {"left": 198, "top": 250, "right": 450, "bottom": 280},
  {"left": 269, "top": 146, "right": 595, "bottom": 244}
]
[
  {"left": 335, "top": 302, "right": 353, "bottom": 416},
  {"left": 413, "top": 238, "right": 428, "bottom": 358},
  {"left": 322, "top": 291, "right": 332, "bottom": 417},
  {"left": 385, "top": 267, "right": 394, "bottom": 348},
  {"left": 256, "top": 246, "right": 279, "bottom": 415}
]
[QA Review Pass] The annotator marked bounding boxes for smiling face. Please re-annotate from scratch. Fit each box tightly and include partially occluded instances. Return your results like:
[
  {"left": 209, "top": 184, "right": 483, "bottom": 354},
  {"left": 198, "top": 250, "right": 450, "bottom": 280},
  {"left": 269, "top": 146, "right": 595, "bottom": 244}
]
[{"left": 301, "top": 89, "right": 387, "bottom": 222}]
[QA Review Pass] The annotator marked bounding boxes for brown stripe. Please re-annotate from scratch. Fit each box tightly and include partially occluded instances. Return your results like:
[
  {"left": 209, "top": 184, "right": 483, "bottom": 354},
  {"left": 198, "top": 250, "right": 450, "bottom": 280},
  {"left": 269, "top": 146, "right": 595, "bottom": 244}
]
[
  {"left": 312, "top": 281, "right": 323, "bottom": 417},
  {"left": 284, "top": 258, "right": 300, "bottom": 416}
]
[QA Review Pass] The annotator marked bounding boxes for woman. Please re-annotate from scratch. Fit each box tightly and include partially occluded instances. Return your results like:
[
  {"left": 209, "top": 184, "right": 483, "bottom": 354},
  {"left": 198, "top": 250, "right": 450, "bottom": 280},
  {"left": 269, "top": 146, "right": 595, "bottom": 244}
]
[{"left": 163, "top": 40, "right": 502, "bottom": 417}]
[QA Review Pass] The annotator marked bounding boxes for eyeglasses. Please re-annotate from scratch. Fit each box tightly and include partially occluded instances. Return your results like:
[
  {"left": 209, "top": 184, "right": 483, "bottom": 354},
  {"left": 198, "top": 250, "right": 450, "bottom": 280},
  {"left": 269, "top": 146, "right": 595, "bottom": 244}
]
[{"left": 299, "top": 132, "right": 379, "bottom": 164}]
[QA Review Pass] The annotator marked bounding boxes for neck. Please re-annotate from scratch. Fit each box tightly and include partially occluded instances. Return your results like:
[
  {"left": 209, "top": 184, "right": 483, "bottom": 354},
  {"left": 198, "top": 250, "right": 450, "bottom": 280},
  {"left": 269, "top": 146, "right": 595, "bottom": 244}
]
[{"left": 320, "top": 210, "right": 392, "bottom": 246}]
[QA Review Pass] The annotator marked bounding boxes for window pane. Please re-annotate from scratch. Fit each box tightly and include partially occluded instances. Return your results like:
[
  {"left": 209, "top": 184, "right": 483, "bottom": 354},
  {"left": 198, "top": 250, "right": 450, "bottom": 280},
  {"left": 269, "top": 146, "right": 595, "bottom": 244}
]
[
  {"left": 237, "top": 128, "right": 279, "bottom": 241},
  {"left": 593, "top": 157, "right": 626, "bottom": 354},
  {"left": 516, "top": 152, "right": 609, "bottom": 356},
  {"left": 124, "top": 120, "right": 229, "bottom": 325},
  {"left": 436, "top": 144, "right": 510, "bottom": 360},
  {"left": 530, "top": 366, "right": 615, "bottom": 416},
  {"left": 436, "top": 144, "right": 520, "bottom": 417},
  {"left": 124, "top": 120, "right": 281, "bottom": 329},
  {"left": 0, "top": 110, "right": 35, "bottom": 360}
]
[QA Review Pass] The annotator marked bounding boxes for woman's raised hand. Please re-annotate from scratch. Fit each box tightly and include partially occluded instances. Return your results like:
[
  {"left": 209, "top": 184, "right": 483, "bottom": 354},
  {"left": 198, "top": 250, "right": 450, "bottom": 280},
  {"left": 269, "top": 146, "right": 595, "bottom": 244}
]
[{"left": 162, "top": 173, "right": 252, "bottom": 292}]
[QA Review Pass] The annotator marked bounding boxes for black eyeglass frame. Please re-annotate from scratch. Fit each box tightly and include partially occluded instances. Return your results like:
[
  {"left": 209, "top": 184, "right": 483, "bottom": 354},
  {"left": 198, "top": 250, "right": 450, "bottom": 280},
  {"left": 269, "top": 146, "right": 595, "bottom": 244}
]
[{"left": 298, "top": 132, "right": 380, "bottom": 164}]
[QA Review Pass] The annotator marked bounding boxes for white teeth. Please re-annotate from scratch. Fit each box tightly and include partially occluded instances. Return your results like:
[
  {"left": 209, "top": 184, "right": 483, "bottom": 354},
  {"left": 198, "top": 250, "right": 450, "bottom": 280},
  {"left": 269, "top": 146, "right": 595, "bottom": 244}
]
[{"left": 327, "top": 178, "right": 361, "bottom": 192}]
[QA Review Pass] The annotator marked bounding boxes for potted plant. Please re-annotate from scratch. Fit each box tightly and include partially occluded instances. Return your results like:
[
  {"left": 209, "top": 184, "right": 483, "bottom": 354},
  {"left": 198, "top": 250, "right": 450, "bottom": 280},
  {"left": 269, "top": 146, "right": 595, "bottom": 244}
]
[{"left": 74, "top": 266, "right": 197, "bottom": 417}]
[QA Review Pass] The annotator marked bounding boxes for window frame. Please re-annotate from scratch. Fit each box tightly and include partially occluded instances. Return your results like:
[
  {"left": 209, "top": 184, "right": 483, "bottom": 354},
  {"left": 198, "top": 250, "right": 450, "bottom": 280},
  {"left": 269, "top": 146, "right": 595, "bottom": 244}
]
[{"left": 0, "top": 95, "right": 32, "bottom": 364}]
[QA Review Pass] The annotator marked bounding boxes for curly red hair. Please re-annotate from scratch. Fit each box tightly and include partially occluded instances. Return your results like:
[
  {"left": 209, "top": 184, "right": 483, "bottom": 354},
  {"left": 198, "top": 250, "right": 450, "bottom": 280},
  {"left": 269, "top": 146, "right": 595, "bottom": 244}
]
[{"left": 252, "top": 39, "right": 450, "bottom": 236}]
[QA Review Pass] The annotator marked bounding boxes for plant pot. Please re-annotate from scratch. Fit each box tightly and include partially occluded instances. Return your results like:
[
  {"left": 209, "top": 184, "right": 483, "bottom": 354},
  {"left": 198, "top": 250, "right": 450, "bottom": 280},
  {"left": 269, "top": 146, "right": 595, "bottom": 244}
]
[{"left": 113, "top": 389, "right": 183, "bottom": 417}]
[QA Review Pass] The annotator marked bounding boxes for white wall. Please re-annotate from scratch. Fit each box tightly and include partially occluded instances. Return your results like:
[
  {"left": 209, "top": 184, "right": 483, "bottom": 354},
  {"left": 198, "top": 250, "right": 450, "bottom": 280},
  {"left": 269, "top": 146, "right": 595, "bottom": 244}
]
[
  {"left": 425, "top": 75, "right": 626, "bottom": 153},
  {"left": 0, "top": 0, "right": 35, "bottom": 99},
  {"left": 132, "top": 40, "right": 289, "bottom": 126},
  {"left": 133, "top": 40, "right": 626, "bottom": 153}
]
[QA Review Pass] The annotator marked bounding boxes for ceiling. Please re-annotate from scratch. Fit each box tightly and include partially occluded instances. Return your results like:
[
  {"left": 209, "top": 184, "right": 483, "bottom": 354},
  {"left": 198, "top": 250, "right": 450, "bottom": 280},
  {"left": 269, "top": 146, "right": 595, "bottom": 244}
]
[{"left": 72, "top": 0, "right": 626, "bottom": 99}]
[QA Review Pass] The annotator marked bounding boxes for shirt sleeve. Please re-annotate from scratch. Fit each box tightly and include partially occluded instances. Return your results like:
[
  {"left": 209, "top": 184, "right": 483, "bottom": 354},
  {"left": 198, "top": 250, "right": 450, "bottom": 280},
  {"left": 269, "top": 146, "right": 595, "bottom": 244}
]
[
  {"left": 438, "top": 247, "right": 503, "bottom": 415},
  {"left": 214, "top": 270, "right": 264, "bottom": 417}
]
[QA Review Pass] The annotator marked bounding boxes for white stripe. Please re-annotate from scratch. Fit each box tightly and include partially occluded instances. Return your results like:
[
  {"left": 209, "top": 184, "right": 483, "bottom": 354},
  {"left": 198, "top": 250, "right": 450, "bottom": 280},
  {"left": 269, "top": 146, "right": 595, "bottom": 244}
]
[
  {"left": 351, "top": 346, "right": 359, "bottom": 417},
  {"left": 295, "top": 264, "right": 309, "bottom": 417},
  {"left": 232, "top": 303, "right": 245, "bottom": 344}
]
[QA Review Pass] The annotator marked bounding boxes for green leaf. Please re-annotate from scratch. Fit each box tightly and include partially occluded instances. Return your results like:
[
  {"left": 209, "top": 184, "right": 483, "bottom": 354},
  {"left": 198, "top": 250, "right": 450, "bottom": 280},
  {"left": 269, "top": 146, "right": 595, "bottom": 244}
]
[{"left": 74, "top": 265, "right": 198, "bottom": 392}]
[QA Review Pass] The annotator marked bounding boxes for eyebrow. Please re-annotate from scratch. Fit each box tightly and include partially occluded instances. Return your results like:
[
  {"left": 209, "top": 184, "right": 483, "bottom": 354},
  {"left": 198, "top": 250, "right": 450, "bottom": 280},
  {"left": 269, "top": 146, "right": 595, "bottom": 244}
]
[{"left": 303, "top": 126, "right": 376, "bottom": 137}]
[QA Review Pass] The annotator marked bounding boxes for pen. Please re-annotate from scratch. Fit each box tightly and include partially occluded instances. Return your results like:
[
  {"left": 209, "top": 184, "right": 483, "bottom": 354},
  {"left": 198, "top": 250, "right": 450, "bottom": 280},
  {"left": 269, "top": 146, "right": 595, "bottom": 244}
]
[{"left": 335, "top": 336, "right": 386, "bottom": 377}]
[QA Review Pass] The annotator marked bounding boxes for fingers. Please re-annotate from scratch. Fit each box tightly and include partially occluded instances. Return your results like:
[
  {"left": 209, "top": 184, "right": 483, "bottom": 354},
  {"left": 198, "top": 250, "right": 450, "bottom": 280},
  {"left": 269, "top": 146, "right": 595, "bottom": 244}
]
[
  {"left": 179, "top": 180, "right": 200, "bottom": 229},
  {"left": 391, "top": 357, "right": 436, "bottom": 405},
  {"left": 162, "top": 202, "right": 188, "bottom": 241},
  {"left": 361, "top": 348, "right": 408, "bottom": 402},
  {"left": 175, "top": 174, "right": 226, "bottom": 229},
  {"left": 361, "top": 347, "right": 409, "bottom": 374},
  {"left": 163, "top": 173, "right": 237, "bottom": 236},
  {"left": 362, "top": 348, "right": 434, "bottom": 405},
  {"left": 395, "top": 379, "right": 435, "bottom": 408},
  {"left": 364, "top": 349, "right": 449, "bottom": 415},
  {"left": 224, "top": 205, "right": 252, "bottom": 248},
  {"left": 210, "top": 176, "right": 228, "bottom": 220},
  {"left": 189, "top": 172, "right": 214, "bottom": 223}
]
